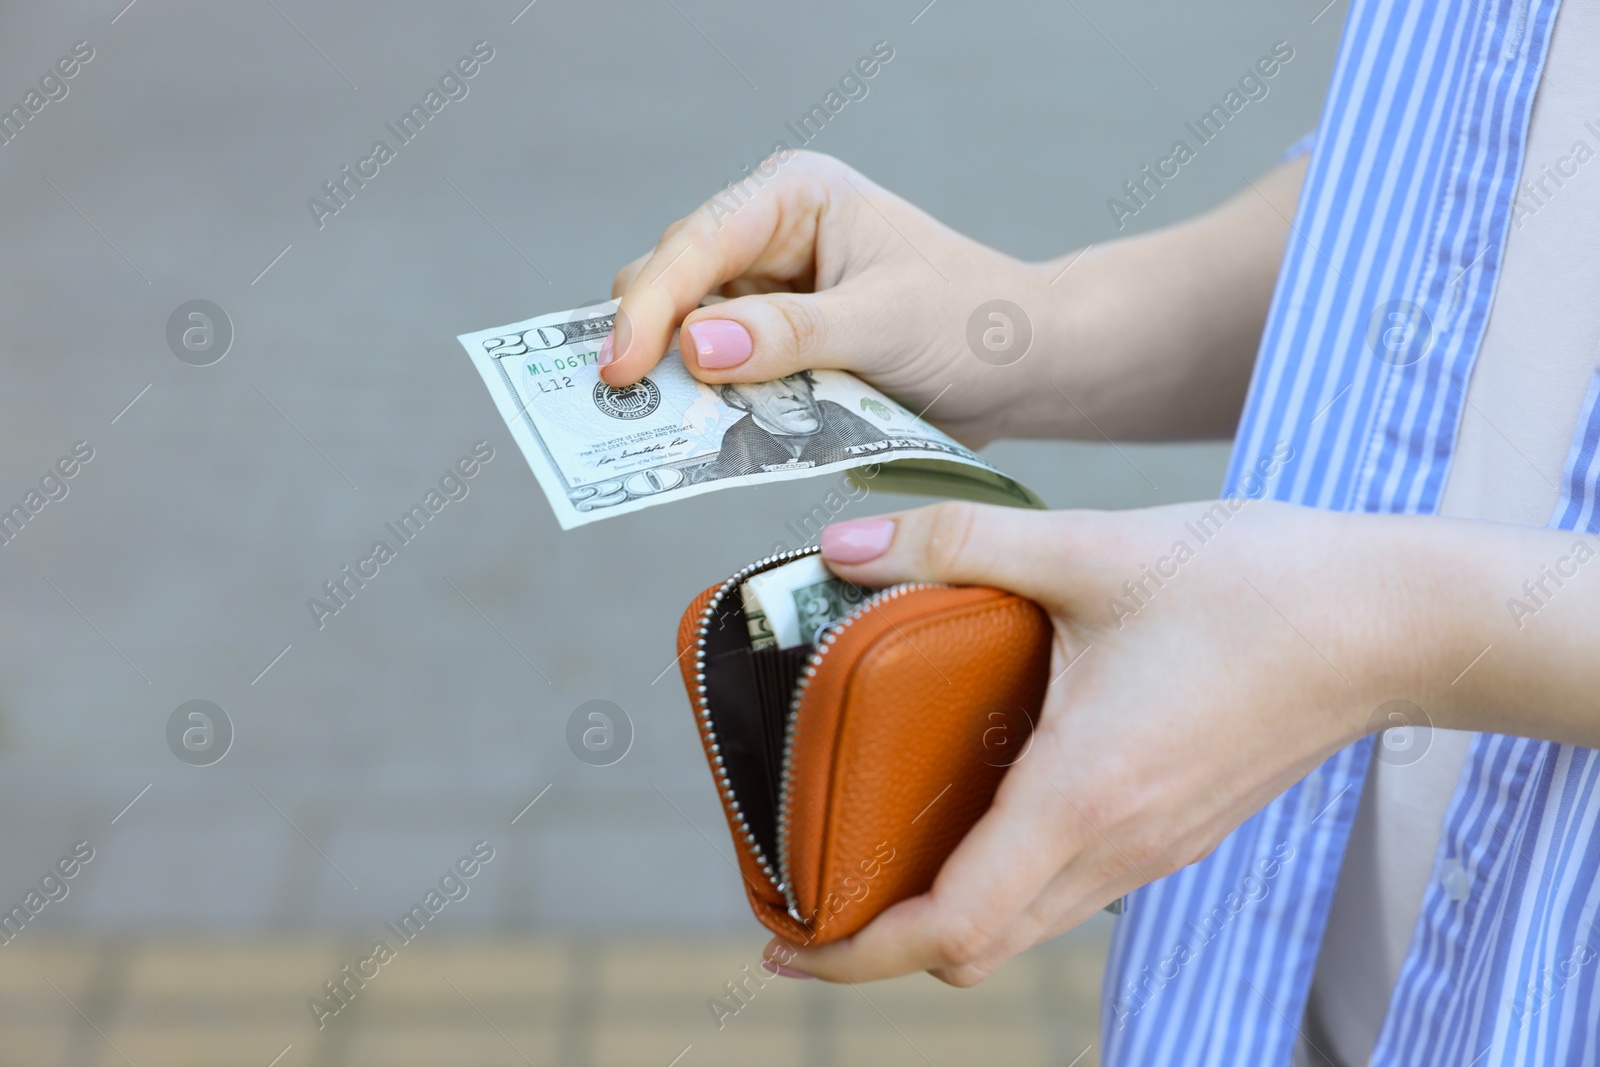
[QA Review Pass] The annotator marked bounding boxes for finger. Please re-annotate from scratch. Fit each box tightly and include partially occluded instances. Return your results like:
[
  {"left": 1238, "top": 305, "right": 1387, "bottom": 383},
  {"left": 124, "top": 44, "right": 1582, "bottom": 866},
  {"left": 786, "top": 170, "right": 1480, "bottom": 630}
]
[
  {"left": 757, "top": 939, "right": 814, "bottom": 979},
  {"left": 600, "top": 160, "right": 823, "bottom": 387},
  {"left": 945, "top": 746, "right": 1329, "bottom": 983},
  {"left": 676, "top": 289, "right": 894, "bottom": 382},
  {"left": 774, "top": 765, "right": 1080, "bottom": 984},
  {"left": 927, "top": 742, "right": 1172, "bottom": 984},
  {"left": 941, "top": 852, "right": 1145, "bottom": 985},
  {"left": 819, "top": 502, "right": 1091, "bottom": 602},
  {"left": 610, "top": 250, "right": 651, "bottom": 297}
]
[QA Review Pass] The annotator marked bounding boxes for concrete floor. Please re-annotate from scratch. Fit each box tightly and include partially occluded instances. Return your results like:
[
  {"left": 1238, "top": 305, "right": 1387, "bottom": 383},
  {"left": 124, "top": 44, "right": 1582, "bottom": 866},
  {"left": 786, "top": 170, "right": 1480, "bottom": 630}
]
[{"left": 0, "top": 0, "right": 1342, "bottom": 1061}]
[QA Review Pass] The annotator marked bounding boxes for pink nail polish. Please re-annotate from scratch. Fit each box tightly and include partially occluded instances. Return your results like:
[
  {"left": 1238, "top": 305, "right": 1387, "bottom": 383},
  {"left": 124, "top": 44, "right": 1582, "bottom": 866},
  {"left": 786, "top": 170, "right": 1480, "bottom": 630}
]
[
  {"left": 761, "top": 962, "right": 813, "bottom": 979},
  {"left": 685, "top": 319, "right": 753, "bottom": 369},
  {"left": 597, "top": 333, "right": 616, "bottom": 366},
  {"left": 822, "top": 518, "right": 895, "bottom": 564}
]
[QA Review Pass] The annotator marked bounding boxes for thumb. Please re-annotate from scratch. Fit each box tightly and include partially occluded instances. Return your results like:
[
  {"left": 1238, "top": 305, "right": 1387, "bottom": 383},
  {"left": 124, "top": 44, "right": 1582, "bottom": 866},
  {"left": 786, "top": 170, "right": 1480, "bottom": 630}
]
[
  {"left": 819, "top": 503, "right": 1064, "bottom": 602},
  {"left": 678, "top": 288, "right": 899, "bottom": 383}
]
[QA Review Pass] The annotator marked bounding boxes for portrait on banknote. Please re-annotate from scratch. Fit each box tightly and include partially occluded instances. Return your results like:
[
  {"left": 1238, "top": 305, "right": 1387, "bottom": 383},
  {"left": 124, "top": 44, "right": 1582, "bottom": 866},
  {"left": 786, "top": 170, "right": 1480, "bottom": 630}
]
[{"left": 710, "top": 372, "right": 890, "bottom": 477}]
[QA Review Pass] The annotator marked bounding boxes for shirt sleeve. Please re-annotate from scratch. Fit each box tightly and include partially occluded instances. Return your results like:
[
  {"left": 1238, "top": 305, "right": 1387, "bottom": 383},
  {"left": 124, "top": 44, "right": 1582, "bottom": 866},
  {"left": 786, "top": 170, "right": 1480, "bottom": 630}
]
[{"left": 1280, "top": 129, "right": 1317, "bottom": 163}]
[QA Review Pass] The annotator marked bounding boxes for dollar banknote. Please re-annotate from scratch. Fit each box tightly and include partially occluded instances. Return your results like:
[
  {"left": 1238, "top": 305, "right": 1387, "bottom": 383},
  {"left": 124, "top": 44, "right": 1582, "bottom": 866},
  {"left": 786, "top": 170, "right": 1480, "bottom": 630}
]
[
  {"left": 741, "top": 555, "right": 873, "bottom": 650},
  {"left": 457, "top": 300, "right": 1044, "bottom": 530},
  {"left": 740, "top": 583, "right": 779, "bottom": 650}
]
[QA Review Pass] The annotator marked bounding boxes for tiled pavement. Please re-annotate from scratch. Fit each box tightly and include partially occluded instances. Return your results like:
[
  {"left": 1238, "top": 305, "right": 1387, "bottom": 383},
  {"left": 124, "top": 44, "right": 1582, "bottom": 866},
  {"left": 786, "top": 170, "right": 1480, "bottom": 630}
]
[{"left": 0, "top": 928, "right": 1110, "bottom": 1067}]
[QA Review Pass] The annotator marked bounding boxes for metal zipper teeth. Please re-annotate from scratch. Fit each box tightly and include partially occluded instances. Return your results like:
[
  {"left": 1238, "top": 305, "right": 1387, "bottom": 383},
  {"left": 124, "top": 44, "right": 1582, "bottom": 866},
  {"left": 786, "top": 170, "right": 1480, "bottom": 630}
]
[
  {"left": 775, "top": 580, "right": 945, "bottom": 923},
  {"left": 691, "top": 544, "right": 823, "bottom": 892}
]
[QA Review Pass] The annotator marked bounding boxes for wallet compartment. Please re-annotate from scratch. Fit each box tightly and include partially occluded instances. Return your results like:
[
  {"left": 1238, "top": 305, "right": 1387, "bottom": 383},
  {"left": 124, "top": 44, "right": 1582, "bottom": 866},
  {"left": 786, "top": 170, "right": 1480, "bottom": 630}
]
[
  {"left": 701, "top": 590, "right": 813, "bottom": 867},
  {"left": 680, "top": 546, "right": 830, "bottom": 909}
]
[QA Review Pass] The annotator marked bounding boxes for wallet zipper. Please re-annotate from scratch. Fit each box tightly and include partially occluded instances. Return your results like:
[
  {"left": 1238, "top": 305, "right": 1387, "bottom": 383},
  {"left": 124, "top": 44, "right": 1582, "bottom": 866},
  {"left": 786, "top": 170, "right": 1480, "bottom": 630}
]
[
  {"left": 691, "top": 544, "right": 826, "bottom": 892},
  {"left": 776, "top": 579, "right": 942, "bottom": 925}
]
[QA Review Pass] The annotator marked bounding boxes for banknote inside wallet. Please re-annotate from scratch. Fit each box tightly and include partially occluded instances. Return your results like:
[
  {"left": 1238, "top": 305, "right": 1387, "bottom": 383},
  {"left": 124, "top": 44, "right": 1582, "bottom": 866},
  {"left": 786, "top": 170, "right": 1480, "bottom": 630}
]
[{"left": 700, "top": 592, "right": 813, "bottom": 866}]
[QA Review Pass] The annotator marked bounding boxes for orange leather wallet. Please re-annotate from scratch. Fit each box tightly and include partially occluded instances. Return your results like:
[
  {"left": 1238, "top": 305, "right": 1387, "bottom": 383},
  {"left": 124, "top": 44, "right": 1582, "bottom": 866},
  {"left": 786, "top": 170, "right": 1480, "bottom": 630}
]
[{"left": 676, "top": 546, "right": 1053, "bottom": 946}]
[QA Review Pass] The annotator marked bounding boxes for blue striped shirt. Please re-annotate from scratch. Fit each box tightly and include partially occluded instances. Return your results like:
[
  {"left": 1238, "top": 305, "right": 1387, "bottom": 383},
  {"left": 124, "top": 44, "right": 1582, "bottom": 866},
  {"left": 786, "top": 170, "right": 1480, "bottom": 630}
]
[{"left": 1101, "top": 1, "right": 1600, "bottom": 1063}]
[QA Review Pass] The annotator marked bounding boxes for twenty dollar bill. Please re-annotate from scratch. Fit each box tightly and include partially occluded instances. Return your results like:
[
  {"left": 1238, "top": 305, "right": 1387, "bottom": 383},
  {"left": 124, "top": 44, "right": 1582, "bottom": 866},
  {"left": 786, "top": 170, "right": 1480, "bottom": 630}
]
[
  {"left": 741, "top": 555, "right": 872, "bottom": 650},
  {"left": 457, "top": 300, "right": 1044, "bottom": 530}
]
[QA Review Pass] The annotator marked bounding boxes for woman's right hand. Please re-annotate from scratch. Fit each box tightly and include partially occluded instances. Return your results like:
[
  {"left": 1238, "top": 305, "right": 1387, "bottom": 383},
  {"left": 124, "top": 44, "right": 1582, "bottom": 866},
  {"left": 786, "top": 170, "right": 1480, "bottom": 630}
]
[{"left": 600, "top": 150, "right": 1054, "bottom": 443}]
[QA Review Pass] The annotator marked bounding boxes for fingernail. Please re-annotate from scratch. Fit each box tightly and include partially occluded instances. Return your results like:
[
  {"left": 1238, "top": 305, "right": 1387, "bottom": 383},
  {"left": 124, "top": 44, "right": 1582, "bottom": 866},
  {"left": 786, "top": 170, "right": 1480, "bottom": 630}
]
[
  {"left": 685, "top": 319, "right": 753, "bottom": 369},
  {"left": 822, "top": 518, "right": 895, "bottom": 564},
  {"left": 761, "top": 962, "right": 813, "bottom": 979},
  {"left": 597, "top": 332, "right": 616, "bottom": 366}
]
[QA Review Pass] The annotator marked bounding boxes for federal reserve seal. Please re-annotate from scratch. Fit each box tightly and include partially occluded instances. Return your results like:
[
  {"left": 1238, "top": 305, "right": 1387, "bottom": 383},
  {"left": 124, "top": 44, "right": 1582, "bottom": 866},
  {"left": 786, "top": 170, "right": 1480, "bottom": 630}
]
[{"left": 593, "top": 377, "right": 661, "bottom": 420}]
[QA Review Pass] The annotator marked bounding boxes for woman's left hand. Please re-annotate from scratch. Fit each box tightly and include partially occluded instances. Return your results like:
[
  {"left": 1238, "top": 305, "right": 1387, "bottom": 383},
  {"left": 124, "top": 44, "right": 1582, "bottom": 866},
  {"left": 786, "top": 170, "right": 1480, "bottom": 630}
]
[{"left": 767, "top": 498, "right": 1448, "bottom": 986}]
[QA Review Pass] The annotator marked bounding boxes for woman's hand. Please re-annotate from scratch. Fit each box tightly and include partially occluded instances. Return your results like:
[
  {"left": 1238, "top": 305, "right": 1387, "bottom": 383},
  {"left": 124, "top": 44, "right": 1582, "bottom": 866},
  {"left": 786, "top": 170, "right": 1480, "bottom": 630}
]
[
  {"left": 601, "top": 150, "right": 1060, "bottom": 442},
  {"left": 768, "top": 498, "right": 1452, "bottom": 986},
  {"left": 603, "top": 151, "right": 1311, "bottom": 443}
]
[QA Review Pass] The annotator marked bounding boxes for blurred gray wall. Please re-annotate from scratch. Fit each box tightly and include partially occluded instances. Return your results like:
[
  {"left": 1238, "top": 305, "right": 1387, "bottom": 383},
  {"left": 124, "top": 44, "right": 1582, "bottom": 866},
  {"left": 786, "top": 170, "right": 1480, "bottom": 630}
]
[{"left": 0, "top": 0, "right": 1342, "bottom": 934}]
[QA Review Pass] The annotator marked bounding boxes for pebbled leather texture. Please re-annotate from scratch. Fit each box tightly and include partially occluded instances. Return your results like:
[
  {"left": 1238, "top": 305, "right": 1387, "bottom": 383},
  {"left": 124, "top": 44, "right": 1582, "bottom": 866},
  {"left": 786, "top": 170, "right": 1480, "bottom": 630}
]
[
  {"left": 785, "top": 586, "right": 1052, "bottom": 944},
  {"left": 678, "top": 578, "right": 1053, "bottom": 946}
]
